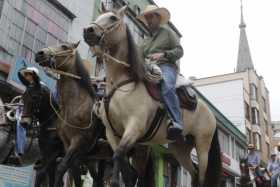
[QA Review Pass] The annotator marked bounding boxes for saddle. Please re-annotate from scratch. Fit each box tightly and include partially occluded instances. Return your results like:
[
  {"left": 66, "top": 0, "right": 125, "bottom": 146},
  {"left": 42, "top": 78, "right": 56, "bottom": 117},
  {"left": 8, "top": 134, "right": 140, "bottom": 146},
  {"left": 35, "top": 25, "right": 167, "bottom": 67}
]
[{"left": 145, "top": 74, "right": 197, "bottom": 111}]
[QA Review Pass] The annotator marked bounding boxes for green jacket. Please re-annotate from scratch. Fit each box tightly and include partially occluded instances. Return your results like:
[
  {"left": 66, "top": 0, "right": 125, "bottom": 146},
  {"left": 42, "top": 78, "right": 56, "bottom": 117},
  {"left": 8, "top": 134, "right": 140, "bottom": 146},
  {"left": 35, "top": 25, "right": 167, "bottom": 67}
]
[{"left": 142, "top": 25, "right": 183, "bottom": 65}]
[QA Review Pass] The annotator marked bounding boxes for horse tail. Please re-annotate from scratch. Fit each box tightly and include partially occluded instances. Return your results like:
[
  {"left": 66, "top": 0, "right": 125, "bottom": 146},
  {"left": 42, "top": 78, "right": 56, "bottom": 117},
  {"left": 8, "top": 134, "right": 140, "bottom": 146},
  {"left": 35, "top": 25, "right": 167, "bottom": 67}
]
[{"left": 204, "top": 129, "right": 222, "bottom": 187}]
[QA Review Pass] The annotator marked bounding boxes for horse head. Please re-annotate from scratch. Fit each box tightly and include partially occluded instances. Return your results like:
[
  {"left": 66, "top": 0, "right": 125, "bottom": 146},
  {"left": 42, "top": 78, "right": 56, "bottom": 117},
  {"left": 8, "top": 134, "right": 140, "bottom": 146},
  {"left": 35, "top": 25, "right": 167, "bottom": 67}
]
[
  {"left": 240, "top": 156, "right": 250, "bottom": 177},
  {"left": 84, "top": 5, "right": 144, "bottom": 83},
  {"left": 83, "top": 5, "right": 127, "bottom": 49},
  {"left": 35, "top": 42, "right": 80, "bottom": 72}
]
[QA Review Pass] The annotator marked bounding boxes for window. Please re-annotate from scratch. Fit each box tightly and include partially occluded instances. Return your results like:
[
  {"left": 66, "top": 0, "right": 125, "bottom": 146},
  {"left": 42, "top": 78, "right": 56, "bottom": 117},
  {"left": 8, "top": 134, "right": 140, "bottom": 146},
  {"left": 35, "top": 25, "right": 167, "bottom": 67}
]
[
  {"left": 245, "top": 101, "right": 250, "bottom": 121},
  {"left": 218, "top": 130, "right": 230, "bottom": 155},
  {"left": 231, "top": 137, "right": 235, "bottom": 158},
  {"left": 13, "top": 9, "right": 25, "bottom": 28},
  {"left": 251, "top": 107, "right": 260, "bottom": 125},
  {"left": 0, "top": 0, "right": 4, "bottom": 17},
  {"left": 8, "top": 38, "right": 20, "bottom": 55},
  {"left": 34, "top": 39, "right": 45, "bottom": 53},
  {"left": 246, "top": 128, "right": 251, "bottom": 143},
  {"left": 36, "top": 27, "right": 47, "bottom": 43},
  {"left": 266, "top": 143, "right": 270, "bottom": 159},
  {"left": 262, "top": 96, "right": 267, "bottom": 113},
  {"left": 265, "top": 120, "right": 269, "bottom": 135},
  {"left": 46, "top": 33, "right": 57, "bottom": 46},
  {"left": 102, "top": 0, "right": 113, "bottom": 10},
  {"left": 250, "top": 83, "right": 258, "bottom": 100},
  {"left": 21, "top": 45, "right": 32, "bottom": 62},
  {"left": 134, "top": 5, "right": 141, "bottom": 16},
  {"left": 253, "top": 133, "right": 262, "bottom": 151},
  {"left": 23, "top": 32, "right": 34, "bottom": 49},
  {"left": 235, "top": 144, "right": 245, "bottom": 161},
  {"left": 26, "top": 19, "right": 37, "bottom": 35}
]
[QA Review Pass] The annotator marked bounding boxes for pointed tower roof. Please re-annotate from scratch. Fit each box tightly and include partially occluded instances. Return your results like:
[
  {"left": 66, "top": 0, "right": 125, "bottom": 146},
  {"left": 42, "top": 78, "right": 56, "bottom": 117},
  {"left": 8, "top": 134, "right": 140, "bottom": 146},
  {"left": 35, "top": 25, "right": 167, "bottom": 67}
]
[{"left": 236, "top": 0, "right": 254, "bottom": 72}]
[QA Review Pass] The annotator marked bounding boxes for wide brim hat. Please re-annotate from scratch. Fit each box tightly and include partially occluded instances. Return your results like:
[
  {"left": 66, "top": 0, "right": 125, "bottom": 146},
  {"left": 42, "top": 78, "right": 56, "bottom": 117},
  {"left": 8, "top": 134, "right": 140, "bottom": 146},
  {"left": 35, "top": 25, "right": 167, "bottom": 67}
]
[
  {"left": 137, "top": 5, "right": 170, "bottom": 25},
  {"left": 18, "top": 67, "right": 40, "bottom": 86},
  {"left": 248, "top": 144, "right": 255, "bottom": 149}
]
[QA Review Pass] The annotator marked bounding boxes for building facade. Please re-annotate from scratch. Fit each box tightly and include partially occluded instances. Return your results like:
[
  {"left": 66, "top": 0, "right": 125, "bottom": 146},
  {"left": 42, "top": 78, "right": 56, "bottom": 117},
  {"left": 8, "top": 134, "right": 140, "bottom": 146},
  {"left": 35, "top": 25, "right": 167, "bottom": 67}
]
[
  {"left": 192, "top": 4, "right": 273, "bottom": 163},
  {"left": 271, "top": 121, "right": 280, "bottom": 153},
  {"left": 0, "top": 0, "right": 95, "bottom": 85}
]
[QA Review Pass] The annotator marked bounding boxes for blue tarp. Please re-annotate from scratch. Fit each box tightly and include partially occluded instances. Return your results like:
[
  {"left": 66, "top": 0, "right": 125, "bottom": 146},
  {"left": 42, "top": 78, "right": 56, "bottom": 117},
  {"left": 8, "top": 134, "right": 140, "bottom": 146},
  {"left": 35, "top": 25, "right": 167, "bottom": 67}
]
[{"left": 0, "top": 165, "right": 34, "bottom": 187}]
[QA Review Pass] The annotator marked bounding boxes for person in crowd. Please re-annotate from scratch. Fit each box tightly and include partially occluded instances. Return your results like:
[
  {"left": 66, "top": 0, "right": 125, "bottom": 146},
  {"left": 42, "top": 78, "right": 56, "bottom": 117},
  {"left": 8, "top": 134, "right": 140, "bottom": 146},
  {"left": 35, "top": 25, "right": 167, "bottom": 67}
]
[
  {"left": 268, "top": 152, "right": 280, "bottom": 187},
  {"left": 247, "top": 143, "right": 262, "bottom": 180}
]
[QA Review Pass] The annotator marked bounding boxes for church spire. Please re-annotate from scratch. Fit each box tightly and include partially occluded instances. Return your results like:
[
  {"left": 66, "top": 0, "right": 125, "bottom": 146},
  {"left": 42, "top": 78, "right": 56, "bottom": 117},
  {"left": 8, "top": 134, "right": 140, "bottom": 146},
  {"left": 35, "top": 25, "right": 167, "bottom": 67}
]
[{"left": 236, "top": 0, "right": 254, "bottom": 72}]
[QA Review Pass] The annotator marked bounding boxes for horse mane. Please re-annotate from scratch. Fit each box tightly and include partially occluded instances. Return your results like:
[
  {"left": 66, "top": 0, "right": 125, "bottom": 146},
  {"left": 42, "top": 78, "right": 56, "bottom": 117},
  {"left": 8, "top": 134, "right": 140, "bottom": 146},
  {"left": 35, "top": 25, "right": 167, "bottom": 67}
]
[
  {"left": 126, "top": 26, "right": 145, "bottom": 82},
  {"left": 74, "top": 51, "right": 96, "bottom": 99}
]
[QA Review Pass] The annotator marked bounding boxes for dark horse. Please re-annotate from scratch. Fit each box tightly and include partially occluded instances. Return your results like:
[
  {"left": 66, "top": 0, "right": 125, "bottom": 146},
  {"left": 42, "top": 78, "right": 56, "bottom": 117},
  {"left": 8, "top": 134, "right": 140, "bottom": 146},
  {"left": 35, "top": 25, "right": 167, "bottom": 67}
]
[
  {"left": 20, "top": 83, "right": 84, "bottom": 187},
  {"left": 239, "top": 157, "right": 270, "bottom": 187}
]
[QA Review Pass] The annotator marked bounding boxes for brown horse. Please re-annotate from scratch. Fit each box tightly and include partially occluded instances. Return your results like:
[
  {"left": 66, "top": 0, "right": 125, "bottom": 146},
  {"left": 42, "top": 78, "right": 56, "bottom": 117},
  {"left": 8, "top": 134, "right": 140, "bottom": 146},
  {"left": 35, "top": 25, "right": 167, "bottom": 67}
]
[
  {"left": 84, "top": 5, "right": 221, "bottom": 187},
  {"left": 34, "top": 43, "right": 107, "bottom": 187}
]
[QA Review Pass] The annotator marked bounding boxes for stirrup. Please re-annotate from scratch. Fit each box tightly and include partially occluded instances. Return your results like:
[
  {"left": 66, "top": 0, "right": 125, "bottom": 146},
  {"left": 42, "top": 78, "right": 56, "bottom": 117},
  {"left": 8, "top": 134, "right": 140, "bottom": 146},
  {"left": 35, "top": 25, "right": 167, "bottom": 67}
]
[{"left": 167, "top": 122, "right": 183, "bottom": 140}]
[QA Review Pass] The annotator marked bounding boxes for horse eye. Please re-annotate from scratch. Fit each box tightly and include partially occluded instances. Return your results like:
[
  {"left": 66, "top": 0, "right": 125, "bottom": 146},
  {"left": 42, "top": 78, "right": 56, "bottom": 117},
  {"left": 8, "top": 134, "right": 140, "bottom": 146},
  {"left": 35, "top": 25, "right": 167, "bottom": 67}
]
[{"left": 110, "top": 15, "right": 118, "bottom": 21}]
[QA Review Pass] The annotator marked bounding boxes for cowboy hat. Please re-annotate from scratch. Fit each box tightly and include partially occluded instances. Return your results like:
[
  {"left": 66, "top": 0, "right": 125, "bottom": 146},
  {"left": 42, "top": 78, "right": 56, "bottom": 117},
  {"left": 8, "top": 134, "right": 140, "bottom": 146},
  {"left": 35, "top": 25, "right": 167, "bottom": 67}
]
[
  {"left": 137, "top": 5, "right": 170, "bottom": 25},
  {"left": 20, "top": 67, "right": 39, "bottom": 76},
  {"left": 248, "top": 144, "right": 255, "bottom": 149},
  {"left": 18, "top": 67, "right": 40, "bottom": 86}
]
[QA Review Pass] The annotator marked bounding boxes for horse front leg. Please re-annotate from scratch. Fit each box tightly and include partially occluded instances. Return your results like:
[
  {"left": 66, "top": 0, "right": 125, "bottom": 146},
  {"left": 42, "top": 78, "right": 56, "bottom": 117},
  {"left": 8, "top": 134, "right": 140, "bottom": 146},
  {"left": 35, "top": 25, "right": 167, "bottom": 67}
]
[
  {"left": 111, "top": 127, "right": 140, "bottom": 187},
  {"left": 54, "top": 137, "right": 84, "bottom": 187}
]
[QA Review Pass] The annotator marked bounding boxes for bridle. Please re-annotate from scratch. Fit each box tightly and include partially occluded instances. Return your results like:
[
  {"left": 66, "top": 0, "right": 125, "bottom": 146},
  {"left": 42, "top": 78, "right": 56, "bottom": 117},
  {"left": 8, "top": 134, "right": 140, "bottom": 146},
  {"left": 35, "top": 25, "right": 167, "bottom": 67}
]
[
  {"left": 90, "top": 18, "right": 122, "bottom": 47},
  {"left": 89, "top": 16, "right": 130, "bottom": 68},
  {"left": 40, "top": 47, "right": 82, "bottom": 80}
]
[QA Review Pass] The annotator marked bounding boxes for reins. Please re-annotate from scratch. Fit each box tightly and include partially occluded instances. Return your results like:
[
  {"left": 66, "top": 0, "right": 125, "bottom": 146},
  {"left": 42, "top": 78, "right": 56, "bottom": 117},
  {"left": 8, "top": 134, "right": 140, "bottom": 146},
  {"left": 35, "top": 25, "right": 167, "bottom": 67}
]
[{"left": 49, "top": 90, "right": 95, "bottom": 130}]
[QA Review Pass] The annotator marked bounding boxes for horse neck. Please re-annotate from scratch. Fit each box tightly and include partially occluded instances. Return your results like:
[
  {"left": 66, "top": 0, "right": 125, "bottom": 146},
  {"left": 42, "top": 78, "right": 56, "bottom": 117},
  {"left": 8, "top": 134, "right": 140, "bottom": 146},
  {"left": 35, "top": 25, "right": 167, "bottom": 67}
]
[
  {"left": 105, "top": 34, "right": 130, "bottom": 93},
  {"left": 57, "top": 60, "right": 93, "bottom": 114}
]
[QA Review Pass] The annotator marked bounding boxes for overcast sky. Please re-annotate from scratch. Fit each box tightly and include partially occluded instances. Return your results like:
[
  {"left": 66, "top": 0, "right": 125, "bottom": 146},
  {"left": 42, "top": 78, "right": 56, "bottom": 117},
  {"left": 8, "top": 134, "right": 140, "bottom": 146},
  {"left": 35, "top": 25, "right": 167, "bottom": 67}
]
[{"left": 154, "top": 0, "right": 280, "bottom": 121}]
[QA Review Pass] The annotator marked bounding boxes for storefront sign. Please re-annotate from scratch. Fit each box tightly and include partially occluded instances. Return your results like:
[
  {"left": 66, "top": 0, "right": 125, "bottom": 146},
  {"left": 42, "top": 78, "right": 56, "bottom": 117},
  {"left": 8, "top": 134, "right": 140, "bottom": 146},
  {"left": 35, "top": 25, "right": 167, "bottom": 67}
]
[
  {"left": 221, "top": 152, "right": 231, "bottom": 166},
  {"left": 0, "top": 165, "right": 34, "bottom": 187}
]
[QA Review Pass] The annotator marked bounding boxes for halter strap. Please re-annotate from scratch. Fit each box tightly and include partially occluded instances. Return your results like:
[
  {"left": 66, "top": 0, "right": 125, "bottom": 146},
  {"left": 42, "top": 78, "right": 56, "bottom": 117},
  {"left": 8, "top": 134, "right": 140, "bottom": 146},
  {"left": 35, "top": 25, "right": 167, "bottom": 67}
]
[
  {"left": 43, "top": 48, "right": 81, "bottom": 80},
  {"left": 90, "top": 20, "right": 130, "bottom": 67},
  {"left": 104, "top": 79, "right": 134, "bottom": 138},
  {"left": 103, "top": 79, "right": 166, "bottom": 142}
]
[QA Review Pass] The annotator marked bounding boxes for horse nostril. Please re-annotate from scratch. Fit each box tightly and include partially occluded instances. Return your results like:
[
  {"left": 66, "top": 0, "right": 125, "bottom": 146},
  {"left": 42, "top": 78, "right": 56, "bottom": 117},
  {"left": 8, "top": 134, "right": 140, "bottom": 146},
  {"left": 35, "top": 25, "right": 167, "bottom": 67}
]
[
  {"left": 37, "top": 51, "right": 44, "bottom": 56},
  {"left": 85, "top": 27, "right": 94, "bottom": 33}
]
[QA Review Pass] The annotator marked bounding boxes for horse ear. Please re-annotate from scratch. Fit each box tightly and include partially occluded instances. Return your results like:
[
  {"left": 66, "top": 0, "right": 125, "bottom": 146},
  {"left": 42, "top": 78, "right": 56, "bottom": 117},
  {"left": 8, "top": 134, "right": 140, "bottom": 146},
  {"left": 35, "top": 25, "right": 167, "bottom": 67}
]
[
  {"left": 101, "top": 2, "right": 107, "bottom": 13},
  {"left": 117, "top": 6, "right": 127, "bottom": 18},
  {"left": 73, "top": 41, "right": 80, "bottom": 49}
]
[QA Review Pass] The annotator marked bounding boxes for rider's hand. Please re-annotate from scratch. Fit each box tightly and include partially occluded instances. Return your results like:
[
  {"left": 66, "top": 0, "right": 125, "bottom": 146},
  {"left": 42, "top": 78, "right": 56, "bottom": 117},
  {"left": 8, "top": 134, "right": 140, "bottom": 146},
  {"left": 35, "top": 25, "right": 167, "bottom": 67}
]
[{"left": 149, "top": 53, "right": 164, "bottom": 61}]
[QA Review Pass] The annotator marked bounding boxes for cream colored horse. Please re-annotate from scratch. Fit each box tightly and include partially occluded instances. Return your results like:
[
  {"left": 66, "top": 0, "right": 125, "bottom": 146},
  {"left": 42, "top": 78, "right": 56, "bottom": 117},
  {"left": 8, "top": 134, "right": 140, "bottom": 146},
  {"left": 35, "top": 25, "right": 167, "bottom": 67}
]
[{"left": 84, "top": 6, "right": 221, "bottom": 187}]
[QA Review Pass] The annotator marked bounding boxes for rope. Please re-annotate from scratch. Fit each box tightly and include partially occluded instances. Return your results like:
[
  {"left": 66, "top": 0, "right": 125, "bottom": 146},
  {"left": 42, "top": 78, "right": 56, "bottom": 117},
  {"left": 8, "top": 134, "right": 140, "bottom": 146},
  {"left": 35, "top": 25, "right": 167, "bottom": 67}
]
[{"left": 49, "top": 91, "right": 94, "bottom": 130}]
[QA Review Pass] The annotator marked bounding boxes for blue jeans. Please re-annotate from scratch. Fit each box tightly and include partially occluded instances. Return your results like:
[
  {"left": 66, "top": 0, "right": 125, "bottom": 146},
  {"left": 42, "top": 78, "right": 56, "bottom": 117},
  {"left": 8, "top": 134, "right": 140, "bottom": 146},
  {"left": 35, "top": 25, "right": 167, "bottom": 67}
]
[
  {"left": 159, "top": 64, "right": 182, "bottom": 125},
  {"left": 16, "top": 108, "right": 26, "bottom": 155},
  {"left": 271, "top": 172, "right": 280, "bottom": 187}
]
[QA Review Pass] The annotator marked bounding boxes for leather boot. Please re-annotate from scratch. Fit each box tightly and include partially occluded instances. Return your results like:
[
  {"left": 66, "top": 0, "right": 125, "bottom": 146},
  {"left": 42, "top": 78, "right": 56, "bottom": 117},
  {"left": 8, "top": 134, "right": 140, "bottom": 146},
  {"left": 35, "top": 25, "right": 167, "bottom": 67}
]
[{"left": 167, "top": 121, "right": 183, "bottom": 140}]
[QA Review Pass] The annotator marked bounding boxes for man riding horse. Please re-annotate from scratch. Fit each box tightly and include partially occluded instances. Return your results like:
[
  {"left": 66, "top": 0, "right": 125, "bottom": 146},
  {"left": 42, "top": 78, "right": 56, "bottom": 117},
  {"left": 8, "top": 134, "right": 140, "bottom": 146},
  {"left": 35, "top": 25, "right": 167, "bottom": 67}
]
[{"left": 137, "top": 5, "right": 184, "bottom": 140}]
